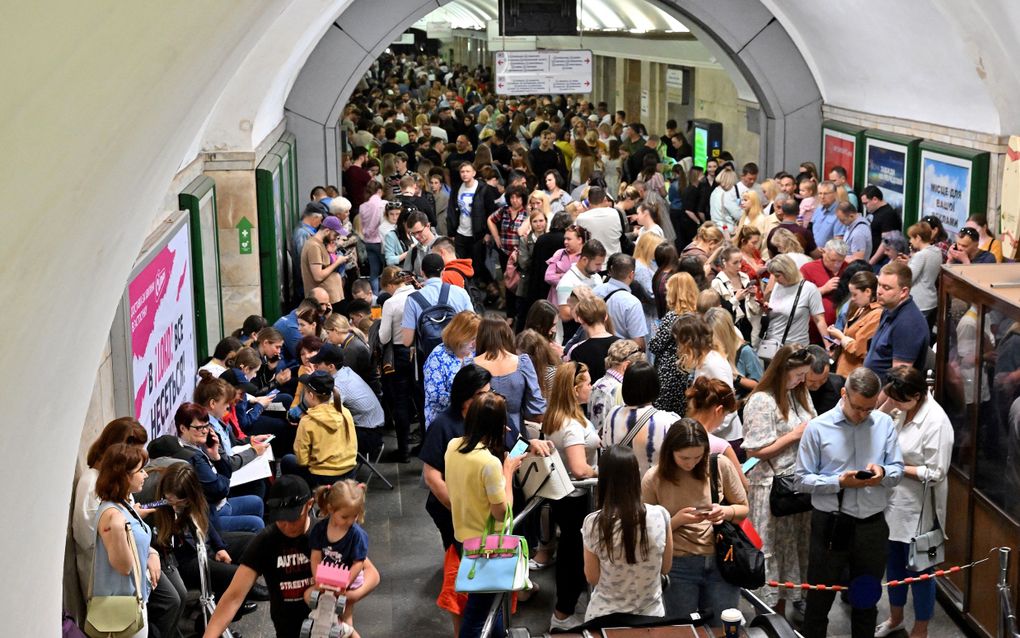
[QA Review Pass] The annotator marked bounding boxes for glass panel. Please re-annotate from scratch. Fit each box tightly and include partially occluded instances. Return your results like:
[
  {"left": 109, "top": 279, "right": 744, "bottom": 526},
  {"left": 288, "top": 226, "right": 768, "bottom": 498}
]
[
  {"left": 980, "top": 306, "right": 1020, "bottom": 519},
  {"left": 198, "top": 191, "right": 222, "bottom": 346},
  {"left": 943, "top": 298, "right": 973, "bottom": 474},
  {"left": 273, "top": 168, "right": 289, "bottom": 304}
]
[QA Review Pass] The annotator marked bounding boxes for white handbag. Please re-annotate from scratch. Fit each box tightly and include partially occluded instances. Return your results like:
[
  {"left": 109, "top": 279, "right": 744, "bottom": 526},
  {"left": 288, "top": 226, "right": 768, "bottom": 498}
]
[{"left": 516, "top": 454, "right": 573, "bottom": 500}]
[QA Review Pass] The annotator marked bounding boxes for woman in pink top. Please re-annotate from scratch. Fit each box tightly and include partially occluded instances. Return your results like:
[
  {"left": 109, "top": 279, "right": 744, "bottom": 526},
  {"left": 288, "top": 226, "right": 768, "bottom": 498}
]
[
  {"left": 544, "top": 224, "right": 589, "bottom": 304},
  {"left": 359, "top": 181, "right": 387, "bottom": 293}
]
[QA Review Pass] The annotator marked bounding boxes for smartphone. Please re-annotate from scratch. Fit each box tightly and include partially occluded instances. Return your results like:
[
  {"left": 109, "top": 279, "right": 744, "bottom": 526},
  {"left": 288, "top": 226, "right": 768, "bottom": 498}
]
[
  {"left": 139, "top": 499, "right": 169, "bottom": 510},
  {"left": 260, "top": 434, "right": 275, "bottom": 444},
  {"left": 822, "top": 335, "right": 839, "bottom": 344},
  {"left": 206, "top": 433, "right": 216, "bottom": 448},
  {"left": 854, "top": 469, "right": 875, "bottom": 480},
  {"left": 508, "top": 439, "right": 529, "bottom": 459},
  {"left": 694, "top": 505, "right": 714, "bottom": 513},
  {"left": 267, "top": 389, "right": 280, "bottom": 398}
]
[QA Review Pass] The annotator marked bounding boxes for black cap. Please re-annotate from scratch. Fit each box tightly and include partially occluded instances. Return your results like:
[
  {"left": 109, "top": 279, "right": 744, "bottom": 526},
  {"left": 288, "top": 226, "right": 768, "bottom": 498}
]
[
  {"left": 219, "top": 368, "right": 258, "bottom": 396},
  {"left": 265, "top": 476, "right": 313, "bottom": 523},
  {"left": 298, "top": 369, "right": 335, "bottom": 395},
  {"left": 308, "top": 343, "right": 344, "bottom": 368},
  {"left": 422, "top": 253, "right": 445, "bottom": 278}
]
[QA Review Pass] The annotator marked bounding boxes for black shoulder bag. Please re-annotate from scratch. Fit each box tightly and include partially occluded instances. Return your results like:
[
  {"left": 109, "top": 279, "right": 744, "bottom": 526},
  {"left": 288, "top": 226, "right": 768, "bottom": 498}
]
[{"left": 710, "top": 454, "right": 766, "bottom": 589}]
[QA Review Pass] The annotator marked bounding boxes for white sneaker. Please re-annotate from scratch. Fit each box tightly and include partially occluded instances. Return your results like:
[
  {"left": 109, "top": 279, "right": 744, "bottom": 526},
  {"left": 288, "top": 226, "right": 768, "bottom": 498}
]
[
  {"left": 874, "top": 619, "right": 905, "bottom": 637},
  {"left": 549, "top": 612, "right": 584, "bottom": 631}
]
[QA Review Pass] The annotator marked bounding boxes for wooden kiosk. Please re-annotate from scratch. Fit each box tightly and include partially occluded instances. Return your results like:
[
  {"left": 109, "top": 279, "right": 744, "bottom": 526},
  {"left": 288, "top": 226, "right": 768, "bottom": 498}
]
[{"left": 935, "top": 263, "right": 1020, "bottom": 636}]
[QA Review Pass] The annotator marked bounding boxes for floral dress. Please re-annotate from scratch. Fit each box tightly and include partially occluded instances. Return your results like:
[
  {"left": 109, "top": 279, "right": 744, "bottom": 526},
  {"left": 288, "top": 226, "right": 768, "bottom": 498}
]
[
  {"left": 423, "top": 344, "right": 472, "bottom": 429},
  {"left": 649, "top": 311, "right": 693, "bottom": 415},
  {"left": 741, "top": 390, "right": 815, "bottom": 606}
]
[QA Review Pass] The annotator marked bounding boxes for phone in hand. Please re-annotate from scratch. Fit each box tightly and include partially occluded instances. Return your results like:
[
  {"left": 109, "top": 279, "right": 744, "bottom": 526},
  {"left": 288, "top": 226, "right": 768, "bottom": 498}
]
[
  {"left": 259, "top": 434, "right": 275, "bottom": 444},
  {"left": 139, "top": 499, "right": 170, "bottom": 510},
  {"left": 267, "top": 389, "right": 280, "bottom": 398},
  {"left": 206, "top": 433, "right": 217, "bottom": 448},
  {"left": 854, "top": 469, "right": 875, "bottom": 480},
  {"left": 508, "top": 439, "right": 529, "bottom": 459},
  {"left": 822, "top": 335, "right": 839, "bottom": 345},
  {"left": 693, "top": 505, "right": 714, "bottom": 514}
]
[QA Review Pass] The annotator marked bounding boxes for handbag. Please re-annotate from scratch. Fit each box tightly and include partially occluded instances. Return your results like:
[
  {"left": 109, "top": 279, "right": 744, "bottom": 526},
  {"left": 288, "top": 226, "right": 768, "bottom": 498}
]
[
  {"left": 768, "top": 461, "right": 813, "bottom": 517},
  {"left": 455, "top": 509, "right": 530, "bottom": 593},
  {"left": 710, "top": 454, "right": 766, "bottom": 589},
  {"left": 517, "top": 453, "right": 573, "bottom": 501},
  {"left": 504, "top": 247, "right": 521, "bottom": 291},
  {"left": 84, "top": 518, "right": 145, "bottom": 638},
  {"left": 756, "top": 281, "right": 803, "bottom": 361},
  {"left": 907, "top": 480, "right": 946, "bottom": 571}
]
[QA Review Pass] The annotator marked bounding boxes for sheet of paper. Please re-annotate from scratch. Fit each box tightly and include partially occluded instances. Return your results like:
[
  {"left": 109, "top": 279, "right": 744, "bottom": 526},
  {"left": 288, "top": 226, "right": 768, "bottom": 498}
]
[{"left": 229, "top": 444, "right": 275, "bottom": 487}]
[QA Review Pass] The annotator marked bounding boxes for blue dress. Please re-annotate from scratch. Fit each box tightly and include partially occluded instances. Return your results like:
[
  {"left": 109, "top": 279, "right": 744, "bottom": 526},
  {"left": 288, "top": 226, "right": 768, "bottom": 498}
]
[
  {"left": 487, "top": 353, "right": 547, "bottom": 447},
  {"left": 92, "top": 501, "right": 152, "bottom": 602},
  {"left": 423, "top": 344, "right": 472, "bottom": 429}
]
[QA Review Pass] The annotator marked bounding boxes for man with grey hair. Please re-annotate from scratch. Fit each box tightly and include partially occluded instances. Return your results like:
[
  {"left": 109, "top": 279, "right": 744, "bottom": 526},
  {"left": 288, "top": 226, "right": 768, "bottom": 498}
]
[
  {"left": 812, "top": 179, "right": 845, "bottom": 248},
  {"left": 795, "top": 366, "right": 903, "bottom": 638},
  {"left": 800, "top": 238, "right": 849, "bottom": 336},
  {"left": 804, "top": 344, "right": 845, "bottom": 414},
  {"left": 834, "top": 202, "right": 871, "bottom": 262}
]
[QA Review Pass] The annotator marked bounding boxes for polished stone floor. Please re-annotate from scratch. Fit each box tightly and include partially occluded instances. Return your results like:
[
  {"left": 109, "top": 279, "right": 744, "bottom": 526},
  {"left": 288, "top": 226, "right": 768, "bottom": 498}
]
[{"left": 223, "top": 431, "right": 972, "bottom": 637}]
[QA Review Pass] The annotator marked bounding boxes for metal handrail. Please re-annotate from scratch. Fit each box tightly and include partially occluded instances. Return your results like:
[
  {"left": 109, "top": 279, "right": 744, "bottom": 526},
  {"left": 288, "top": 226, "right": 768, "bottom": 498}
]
[{"left": 999, "top": 547, "right": 1020, "bottom": 638}]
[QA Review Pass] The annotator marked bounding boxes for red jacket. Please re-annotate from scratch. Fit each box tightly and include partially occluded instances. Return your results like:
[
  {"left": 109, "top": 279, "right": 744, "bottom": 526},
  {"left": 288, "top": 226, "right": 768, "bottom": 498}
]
[{"left": 443, "top": 259, "right": 474, "bottom": 288}]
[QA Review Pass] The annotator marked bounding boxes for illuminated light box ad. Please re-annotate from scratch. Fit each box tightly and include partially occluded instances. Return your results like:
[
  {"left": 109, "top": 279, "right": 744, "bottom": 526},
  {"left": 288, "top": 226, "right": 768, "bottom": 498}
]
[
  {"left": 822, "top": 129, "right": 858, "bottom": 189},
  {"left": 865, "top": 138, "right": 908, "bottom": 214},
  {"left": 915, "top": 140, "right": 989, "bottom": 241}
]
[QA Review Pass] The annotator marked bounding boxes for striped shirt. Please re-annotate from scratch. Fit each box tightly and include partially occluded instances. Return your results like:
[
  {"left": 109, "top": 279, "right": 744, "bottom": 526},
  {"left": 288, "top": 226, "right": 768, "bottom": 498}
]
[{"left": 602, "top": 405, "right": 681, "bottom": 477}]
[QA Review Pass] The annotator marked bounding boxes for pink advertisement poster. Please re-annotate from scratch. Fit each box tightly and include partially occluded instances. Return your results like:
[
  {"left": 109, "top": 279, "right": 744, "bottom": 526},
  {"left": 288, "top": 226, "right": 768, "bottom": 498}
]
[
  {"left": 823, "top": 131, "right": 857, "bottom": 188},
  {"left": 128, "top": 223, "right": 196, "bottom": 438}
]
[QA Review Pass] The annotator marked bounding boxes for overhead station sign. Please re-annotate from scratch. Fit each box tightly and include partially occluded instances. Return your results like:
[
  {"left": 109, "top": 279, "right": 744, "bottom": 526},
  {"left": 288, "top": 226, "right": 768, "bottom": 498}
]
[{"left": 494, "top": 49, "right": 593, "bottom": 95}]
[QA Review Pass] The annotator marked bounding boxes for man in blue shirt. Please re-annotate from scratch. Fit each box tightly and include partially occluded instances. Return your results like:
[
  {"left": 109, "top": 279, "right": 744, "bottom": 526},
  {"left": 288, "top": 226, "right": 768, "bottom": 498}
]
[
  {"left": 592, "top": 253, "right": 648, "bottom": 350},
  {"left": 795, "top": 367, "right": 903, "bottom": 638},
  {"left": 835, "top": 202, "right": 872, "bottom": 262},
  {"left": 401, "top": 253, "right": 474, "bottom": 347},
  {"left": 948, "top": 226, "right": 997, "bottom": 264},
  {"left": 863, "top": 261, "right": 930, "bottom": 382},
  {"left": 812, "top": 180, "right": 846, "bottom": 249}
]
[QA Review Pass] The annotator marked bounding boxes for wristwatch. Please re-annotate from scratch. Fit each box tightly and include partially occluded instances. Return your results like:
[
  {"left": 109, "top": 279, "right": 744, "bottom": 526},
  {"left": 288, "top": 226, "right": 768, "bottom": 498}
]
[{"left": 734, "top": 374, "right": 743, "bottom": 385}]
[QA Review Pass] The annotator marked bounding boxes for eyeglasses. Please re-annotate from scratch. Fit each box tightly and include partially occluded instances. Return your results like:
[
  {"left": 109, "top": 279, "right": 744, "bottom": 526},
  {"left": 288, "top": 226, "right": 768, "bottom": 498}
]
[
  {"left": 410, "top": 226, "right": 429, "bottom": 238},
  {"left": 186, "top": 422, "right": 211, "bottom": 432}
]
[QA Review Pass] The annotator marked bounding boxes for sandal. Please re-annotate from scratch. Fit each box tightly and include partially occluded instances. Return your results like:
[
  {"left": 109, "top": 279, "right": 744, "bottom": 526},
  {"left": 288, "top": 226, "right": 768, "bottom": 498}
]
[
  {"left": 528, "top": 557, "right": 554, "bottom": 570},
  {"left": 874, "top": 619, "right": 905, "bottom": 637}
]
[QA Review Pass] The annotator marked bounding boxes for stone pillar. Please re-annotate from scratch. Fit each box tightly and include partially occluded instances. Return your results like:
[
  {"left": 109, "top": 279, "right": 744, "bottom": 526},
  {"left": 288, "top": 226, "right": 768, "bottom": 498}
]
[{"left": 203, "top": 151, "right": 263, "bottom": 333}]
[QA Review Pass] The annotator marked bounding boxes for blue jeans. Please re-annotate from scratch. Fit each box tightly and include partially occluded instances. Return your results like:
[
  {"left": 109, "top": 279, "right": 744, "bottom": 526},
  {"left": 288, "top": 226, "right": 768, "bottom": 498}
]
[
  {"left": 459, "top": 592, "right": 502, "bottom": 638},
  {"left": 664, "top": 554, "right": 739, "bottom": 626},
  {"left": 212, "top": 495, "right": 264, "bottom": 534},
  {"left": 366, "top": 242, "right": 383, "bottom": 293},
  {"left": 886, "top": 540, "right": 935, "bottom": 621}
]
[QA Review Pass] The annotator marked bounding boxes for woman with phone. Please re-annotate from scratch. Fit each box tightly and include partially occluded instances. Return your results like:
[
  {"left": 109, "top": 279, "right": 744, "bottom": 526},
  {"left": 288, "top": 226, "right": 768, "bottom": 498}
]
[
  {"left": 711, "top": 246, "right": 760, "bottom": 343},
  {"left": 741, "top": 345, "right": 816, "bottom": 615},
  {"left": 641, "top": 418, "right": 749, "bottom": 624},
  {"left": 542, "top": 362, "right": 600, "bottom": 631},
  {"left": 827, "top": 271, "right": 883, "bottom": 377}
]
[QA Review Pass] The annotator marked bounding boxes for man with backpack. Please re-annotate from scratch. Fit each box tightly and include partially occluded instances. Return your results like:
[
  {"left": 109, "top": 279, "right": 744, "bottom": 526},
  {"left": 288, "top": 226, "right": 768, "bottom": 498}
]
[{"left": 400, "top": 253, "right": 474, "bottom": 353}]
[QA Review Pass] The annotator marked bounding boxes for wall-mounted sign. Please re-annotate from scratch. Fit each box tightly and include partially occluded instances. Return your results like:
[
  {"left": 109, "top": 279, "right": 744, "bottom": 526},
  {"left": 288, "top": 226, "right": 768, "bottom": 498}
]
[
  {"left": 426, "top": 21, "right": 452, "bottom": 39},
  {"left": 640, "top": 89, "right": 649, "bottom": 118},
  {"left": 666, "top": 68, "right": 684, "bottom": 104},
  {"left": 915, "top": 140, "right": 990, "bottom": 240},
  {"left": 112, "top": 214, "right": 197, "bottom": 439},
  {"left": 865, "top": 138, "right": 908, "bottom": 215},
  {"left": 494, "top": 49, "right": 592, "bottom": 95},
  {"left": 823, "top": 129, "right": 858, "bottom": 189}
]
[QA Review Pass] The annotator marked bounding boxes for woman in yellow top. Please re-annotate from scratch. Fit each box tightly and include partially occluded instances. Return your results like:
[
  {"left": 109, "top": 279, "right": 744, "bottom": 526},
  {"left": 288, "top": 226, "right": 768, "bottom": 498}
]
[
  {"left": 640, "top": 418, "right": 749, "bottom": 626},
  {"left": 827, "top": 271, "right": 884, "bottom": 377},
  {"left": 283, "top": 370, "right": 358, "bottom": 487},
  {"left": 444, "top": 392, "right": 523, "bottom": 638}
]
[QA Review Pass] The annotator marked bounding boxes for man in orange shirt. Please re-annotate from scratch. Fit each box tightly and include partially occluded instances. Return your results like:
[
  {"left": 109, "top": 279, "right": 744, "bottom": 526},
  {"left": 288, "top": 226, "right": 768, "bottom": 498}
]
[{"left": 431, "top": 236, "right": 473, "bottom": 288}]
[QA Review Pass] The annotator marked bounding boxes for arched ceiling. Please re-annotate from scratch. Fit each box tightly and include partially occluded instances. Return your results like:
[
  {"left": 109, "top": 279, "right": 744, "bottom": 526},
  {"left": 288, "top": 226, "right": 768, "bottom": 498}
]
[{"left": 416, "top": 0, "right": 688, "bottom": 33}]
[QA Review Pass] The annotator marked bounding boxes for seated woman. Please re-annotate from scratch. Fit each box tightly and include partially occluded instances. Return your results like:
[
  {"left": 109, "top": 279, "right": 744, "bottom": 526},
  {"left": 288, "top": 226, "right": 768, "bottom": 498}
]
[
  {"left": 220, "top": 346, "right": 294, "bottom": 458},
  {"left": 282, "top": 370, "right": 359, "bottom": 486},
  {"left": 641, "top": 418, "right": 749, "bottom": 625},
  {"left": 91, "top": 443, "right": 158, "bottom": 637},
  {"left": 173, "top": 402, "right": 268, "bottom": 534},
  {"left": 582, "top": 446, "right": 672, "bottom": 622},
  {"left": 423, "top": 311, "right": 480, "bottom": 428},
  {"left": 151, "top": 463, "right": 259, "bottom": 616},
  {"left": 603, "top": 361, "right": 681, "bottom": 477}
]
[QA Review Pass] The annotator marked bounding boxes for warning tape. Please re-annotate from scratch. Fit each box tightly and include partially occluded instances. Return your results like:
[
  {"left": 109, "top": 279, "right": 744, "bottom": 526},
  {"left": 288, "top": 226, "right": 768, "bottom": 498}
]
[{"left": 767, "top": 553, "right": 994, "bottom": 591}]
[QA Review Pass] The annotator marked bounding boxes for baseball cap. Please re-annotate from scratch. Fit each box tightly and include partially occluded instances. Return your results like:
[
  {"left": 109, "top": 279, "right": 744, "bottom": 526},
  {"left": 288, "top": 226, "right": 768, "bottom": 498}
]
[
  {"left": 308, "top": 344, "right": 344, "bottom": 368},
  {"left": 320, "top": 216, "right": 343, "bottom": 234},
  {"left": 298, "top": 369, "right": 335, "bottom": 394},
  {"left": 303, "top": 201, "right": 328, "bottom": 217},
  {"left": 422, "top": 253, "right": 445, "bottom": 278},
  {"left": 219, "top": 368, "right": 258, "bottom": 396},
  {"left": 266, "top": 475, "right": 313, "bottom": 523}
]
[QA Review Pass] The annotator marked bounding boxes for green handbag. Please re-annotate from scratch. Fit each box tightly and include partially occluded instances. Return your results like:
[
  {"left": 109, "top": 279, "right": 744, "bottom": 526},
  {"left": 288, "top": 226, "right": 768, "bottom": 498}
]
[{"left": 84, "top": 520, "right": 145, "bottom": 638}]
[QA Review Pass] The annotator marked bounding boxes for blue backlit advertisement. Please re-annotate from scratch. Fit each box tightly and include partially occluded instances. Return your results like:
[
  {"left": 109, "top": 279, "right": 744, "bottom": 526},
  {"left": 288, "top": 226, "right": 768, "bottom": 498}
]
[
  {"left": 919, "top": 151, "right": 971, "bottom": 235},
  {"left": 866, "top": 140, "right": 907, "bottom": 214}
]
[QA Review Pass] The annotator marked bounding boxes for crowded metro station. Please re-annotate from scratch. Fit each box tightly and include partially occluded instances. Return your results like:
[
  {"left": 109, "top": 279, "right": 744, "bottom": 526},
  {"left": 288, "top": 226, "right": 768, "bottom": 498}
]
[{"left": 17, "top": 2, "right": 1020, "bottom": 638}]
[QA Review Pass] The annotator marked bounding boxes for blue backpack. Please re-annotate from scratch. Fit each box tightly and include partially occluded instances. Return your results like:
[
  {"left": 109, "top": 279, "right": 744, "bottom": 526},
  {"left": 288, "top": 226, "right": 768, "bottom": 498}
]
[{"left": 410, "top": 283, "right": 456, "bottom": 357}]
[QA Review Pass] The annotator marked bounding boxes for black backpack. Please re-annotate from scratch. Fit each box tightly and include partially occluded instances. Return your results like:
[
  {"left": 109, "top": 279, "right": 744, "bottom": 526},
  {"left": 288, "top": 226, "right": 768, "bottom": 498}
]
[{"left": 410, "top": 283, "right": 456, "bottom": 357}]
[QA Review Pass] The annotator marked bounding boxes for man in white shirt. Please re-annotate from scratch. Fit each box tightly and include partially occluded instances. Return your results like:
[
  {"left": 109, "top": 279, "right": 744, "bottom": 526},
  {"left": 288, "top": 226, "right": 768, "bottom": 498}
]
[
  {"left": 592, "top": 253, "right": 648, "bottom": 350},
  {"left": 556, "top": 239, "right": 606, "bottom": 320},
  {"left": 575, "top": 187, "right": 624, "bottom": 256}
]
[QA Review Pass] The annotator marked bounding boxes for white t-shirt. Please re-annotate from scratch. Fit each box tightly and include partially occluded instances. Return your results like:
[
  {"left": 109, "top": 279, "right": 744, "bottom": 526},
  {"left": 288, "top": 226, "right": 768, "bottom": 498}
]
[
  {"left": 557, "top": 265, "right": 602, "bottom": 306},
  {"left": 576, "top": 206, "right": 624, "bottom": 256},
  {"left": 456, "top": 180, "right": 479, "bottom": 237},
  {"left": 766, "top": 280, "right": 824, "bottom": 346},
  {"left": 546, "top": 417, "right": 600, "bottom": 497},
  {"left": 638, "top": 224, "right": 664, "bottom": 239}
]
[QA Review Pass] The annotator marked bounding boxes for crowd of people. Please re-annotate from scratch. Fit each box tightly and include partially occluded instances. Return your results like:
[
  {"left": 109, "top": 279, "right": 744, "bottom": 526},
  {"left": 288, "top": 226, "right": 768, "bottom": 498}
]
[{"left": 73, "top": 50, "right": 1019, "bottom": 638}]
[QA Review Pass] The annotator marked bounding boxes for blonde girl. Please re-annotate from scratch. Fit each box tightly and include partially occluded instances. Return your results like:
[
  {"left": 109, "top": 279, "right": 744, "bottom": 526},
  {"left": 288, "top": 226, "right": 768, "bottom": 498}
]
[{"left": 309, "top": 479, "right": 371, "bottom": 635}]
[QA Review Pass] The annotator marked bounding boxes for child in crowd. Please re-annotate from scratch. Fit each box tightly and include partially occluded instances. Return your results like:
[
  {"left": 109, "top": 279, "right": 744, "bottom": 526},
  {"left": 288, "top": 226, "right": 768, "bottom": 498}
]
[{"left": 310, "top": 479, "right": 371, "bottom": 637}]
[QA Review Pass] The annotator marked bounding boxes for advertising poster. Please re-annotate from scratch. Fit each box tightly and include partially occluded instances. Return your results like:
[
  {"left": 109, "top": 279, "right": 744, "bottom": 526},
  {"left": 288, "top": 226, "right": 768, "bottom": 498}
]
[
  {"left": 694, "top": 126, "right": 708, "bottom": 170},
  {"left": 823, "top": 129, "right": 857, "bottom": 188},
  {"left": 919, "top": 150, "right": 972, "bottom": 236},
  {"left": 128, "top": 222, "right": 196, "bottom": 438},
  {"left": 866, "top": 139, "right": 907, "bottom": 214},
  {"left": 1000, "top": 136, "right": 1020, "bottom": 258}
]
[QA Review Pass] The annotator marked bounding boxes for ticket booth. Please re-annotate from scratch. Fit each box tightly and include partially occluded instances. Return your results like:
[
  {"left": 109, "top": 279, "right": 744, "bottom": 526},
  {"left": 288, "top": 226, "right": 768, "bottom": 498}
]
[{"left": 935, "top": 263, "right": 1020, "bottom": 637}]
